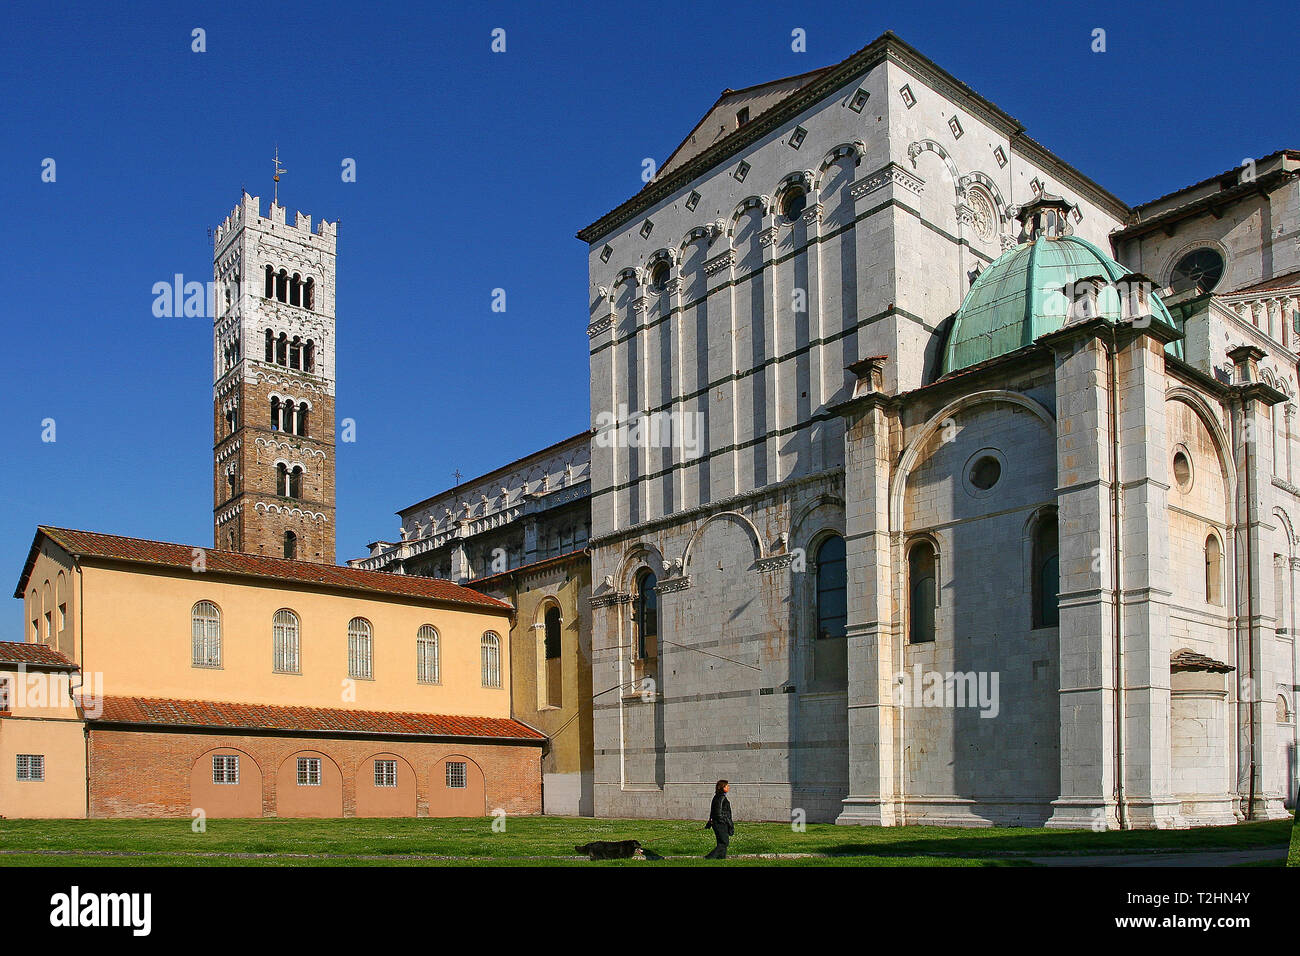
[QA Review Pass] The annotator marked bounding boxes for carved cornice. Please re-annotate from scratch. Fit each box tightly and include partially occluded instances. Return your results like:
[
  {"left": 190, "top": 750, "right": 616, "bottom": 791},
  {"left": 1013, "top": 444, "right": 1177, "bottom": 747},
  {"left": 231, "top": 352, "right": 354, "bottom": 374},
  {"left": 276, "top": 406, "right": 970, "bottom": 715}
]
[
  {"left": 590, "top": 591, "right": 632, "bottom": 609},
  {"left": 802, "top": 202, "right": 824, "bottom": 226},
  {"left": 664, "top": 277, "right": 683, "bottom": 295},
  {"left": 851, "top": 162, "right": 925, "bottom": 200},
  {"left": 587, "top": 315, "right": 614, "bottom": 337},
  {"left": 754, "top": 553, "right": 798, "bottom": 573},
  {"left": 654, "top": 575, "right": 692, "bottom": 594},
  {"left": 758, "top": 227, "right": 779, "bottom": 247},
  {"left": 703, "top": 250, "right": 736, "bottom": 276}
]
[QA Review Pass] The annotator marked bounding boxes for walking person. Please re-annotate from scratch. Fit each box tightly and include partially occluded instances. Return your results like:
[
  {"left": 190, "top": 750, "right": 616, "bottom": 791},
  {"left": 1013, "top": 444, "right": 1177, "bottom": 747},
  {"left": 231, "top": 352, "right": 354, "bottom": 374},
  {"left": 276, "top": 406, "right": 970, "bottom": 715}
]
[{"left": 704, "top": 779, "right": 734, "bottom": 859}]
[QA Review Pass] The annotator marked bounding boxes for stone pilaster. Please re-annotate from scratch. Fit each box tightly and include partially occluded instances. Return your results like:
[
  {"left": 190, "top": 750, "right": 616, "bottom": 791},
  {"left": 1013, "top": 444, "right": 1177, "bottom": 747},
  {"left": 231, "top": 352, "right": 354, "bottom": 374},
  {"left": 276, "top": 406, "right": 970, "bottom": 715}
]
[
  {"left": 835, "top": 358, "right": 900, "bottom": 825},
  {"left": 1227, "top": 345, "right": 1291, "bottom": 820}
]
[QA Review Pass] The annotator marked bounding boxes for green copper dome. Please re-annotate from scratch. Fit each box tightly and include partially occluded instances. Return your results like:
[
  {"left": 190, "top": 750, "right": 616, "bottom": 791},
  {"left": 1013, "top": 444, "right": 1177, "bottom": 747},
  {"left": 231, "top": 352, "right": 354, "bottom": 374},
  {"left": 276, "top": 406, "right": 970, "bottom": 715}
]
[{"left": 940, "top": 208, "right": 1180, "bottom": 376}]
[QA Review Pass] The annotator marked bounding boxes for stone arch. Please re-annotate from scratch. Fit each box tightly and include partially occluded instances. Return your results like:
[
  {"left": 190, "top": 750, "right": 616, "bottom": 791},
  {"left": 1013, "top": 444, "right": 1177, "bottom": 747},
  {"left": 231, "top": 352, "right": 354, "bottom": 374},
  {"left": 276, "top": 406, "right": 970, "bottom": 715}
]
[
  {"left": 790, "top": 493, "right": 846, "bottom": 555},
  {"left": 890, "top": 390, "right": 1055, "bottom": 529},
  {"left": 958, "top": 170, "right": 1008, "bottom": 212},
  {"left": 354, "top": 752, "right": 417, "bottom": 817},
  {"left": 678, "top": 224, "right": 715, "bottom": 254},
  {"left": 681, "top": 511, "right": 764, "bottom": 570},
  {"left": 770, "top": 168, "right": 815, "bottom": 204},
  {"left": 429, "top": 753, "right": 486, "bottom": 817},
  {"left": 1165, "top": 386, "right": 1237, "bottom": 506},
  {"left": 907, "top": 139, "right": 960, "bottom": 194},
  {"left": 276, "top": 750, "right": 344, "bottom": 817},
  {"left": 813, "top": 141, "right": 867, "bottom": 191},
  {"left": 612, "top": 266, "right": 642, "bottom": 290},
  {"left": 190, "top": 746, "right": 263, "bottom": 818},
  {"left": 616, "top": 541, "right": 665, "bottom": 591},
  {"left": 729, "top": 195, "right": 771, "bottom": 233}
]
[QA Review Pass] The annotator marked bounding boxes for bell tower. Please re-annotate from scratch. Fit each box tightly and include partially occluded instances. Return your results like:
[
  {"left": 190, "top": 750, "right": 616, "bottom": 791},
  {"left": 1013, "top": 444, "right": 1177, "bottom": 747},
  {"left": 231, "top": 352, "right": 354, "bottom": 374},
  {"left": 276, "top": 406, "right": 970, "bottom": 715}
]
[{"left": 212, "top": 189, "right": 337, "bottom": 564}]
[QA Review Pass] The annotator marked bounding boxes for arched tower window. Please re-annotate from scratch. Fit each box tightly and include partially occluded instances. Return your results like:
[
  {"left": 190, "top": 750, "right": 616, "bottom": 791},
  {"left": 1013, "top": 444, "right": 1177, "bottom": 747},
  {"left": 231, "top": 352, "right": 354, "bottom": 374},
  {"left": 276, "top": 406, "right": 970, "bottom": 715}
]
[
  {"left": 276, "top": 332, "right": 288, "bottom": 366},
  {"left": 276, "top": 462, "right": 289, "bottom": 496},
  {"left": 264, "top": 328, "right": 274, "bottom": 361},
  {"left": 481, "top": 632, "right": 502, "bottom": 688},
  {"left": 270, "top": 397, "right": 281, "bottom": 430},
  {"left": 289, "top": 336, "right": 301, "bottom": 370},
  {"left": 544, "top": 605, "right": 563, "bottom": 708},
  {"left": 815, "top": 535, "right": 847, "bottom": 639},
  {"left": 348, "top": 617, "right": 373, "bottom": 680},
  {"left": 1033, "top": 513, "right": 1060, "bottom": 628},
  {"left": 283, "top": 530, "right": 297, "bottom": 559},
  {"left": 272, "top": 609, "right": 300, "bottom": 673},
  {"left": 1205, "top": 533, "right": 1223, "bottom": 605},
  {"left": 289, "top": 273, "right": 301, "bottom": 307},
  {"left": 275, "top": 269, "right": 288, "bottom": 303},
  {"left": 908, "top": 540, "right": 937, "bottom": 644},
  {"left": 191, "top": 600, "right": 221, "bottom": 668},
  {"left": 304, "top": 340, "right": 315, "bottom": 372},
  {"left": 264, "top": 265, "right": 274, "bottom": 299},
  {"left": 297, "top": 405, "right": 309, "bottom": 437},
  {"left": 304, "top": 277, "right": 315, "bottom": 311},
  {"left": 417, "top": 625, "right": 440, "bottom": 684},
  {"left": 282, "top": 400, "right": 295, "bottom": 434},
  {"left": 635, "top": 570, "right": 658, "bottom": 660},
  {"left": 289, "top": 466, "right": 303, "bottom": 499}
]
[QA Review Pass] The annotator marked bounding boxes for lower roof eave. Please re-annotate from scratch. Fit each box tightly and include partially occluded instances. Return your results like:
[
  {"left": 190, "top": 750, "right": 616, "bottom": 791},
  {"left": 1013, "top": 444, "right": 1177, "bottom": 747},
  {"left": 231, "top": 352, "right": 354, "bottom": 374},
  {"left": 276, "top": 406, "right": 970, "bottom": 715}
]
[{"left": 84, "top": 718, "right": 546, "bottom": 746}]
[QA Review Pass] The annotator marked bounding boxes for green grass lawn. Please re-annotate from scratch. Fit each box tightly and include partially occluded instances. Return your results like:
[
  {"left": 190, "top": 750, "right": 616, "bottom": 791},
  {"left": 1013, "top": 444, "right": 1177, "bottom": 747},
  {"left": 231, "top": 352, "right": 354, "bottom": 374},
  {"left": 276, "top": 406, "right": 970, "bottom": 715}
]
[{"left": 0, "top": 814, "right": 1291, "bottom": 866}]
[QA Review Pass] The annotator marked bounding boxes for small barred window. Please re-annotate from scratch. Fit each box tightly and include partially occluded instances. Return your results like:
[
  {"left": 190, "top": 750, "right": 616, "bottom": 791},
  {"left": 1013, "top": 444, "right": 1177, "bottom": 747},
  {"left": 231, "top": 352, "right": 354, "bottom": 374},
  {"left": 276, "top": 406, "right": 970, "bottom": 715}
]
[
  {"left": 374, "top": 760, "right": 397, "bottom": 788},
  {"left": 297, "top": 756, "right": 321, "bottom": 786},
  {"left": 446, "top": 761, "right": 467, "bottom": 789}
]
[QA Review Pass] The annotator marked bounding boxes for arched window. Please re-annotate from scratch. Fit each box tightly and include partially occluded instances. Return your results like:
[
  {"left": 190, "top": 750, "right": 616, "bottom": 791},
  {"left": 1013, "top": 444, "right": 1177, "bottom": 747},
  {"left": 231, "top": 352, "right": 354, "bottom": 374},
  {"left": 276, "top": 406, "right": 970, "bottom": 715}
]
[
  {"left": 815, "top": 535, "right": 847, "bottom": 639},
  {"left": 297, "top": 405, "right": 309, "bottom": 437},
  {"left": 276, "top": 332, "right": 288, "bottom": 366},
  {"left": 191, "top": 601, "right": 221, "bottom": 667},
  {"left": 283, "top": 530, "right": 297, "bottom": 560},
  {"left": 273, "top": 609, "right": 300, "bottom": 673},
  {"left": 908, "top": 540, "right": 937, "bottom": 644},
  {"left": 264, "top": 265, "right": 274, "bottom": 299},
  {"left": 264, "top": 328, "right": 274, "bottom": 361},
  {"left": 1205, "top": 533, "right": 1223, "bottom": 605},
  {"left": 1033, "top": 514, "right": 1060, "bottom": 628},
  {"left": 289, "top": 466, "right": 303, "bottom": 499},
  {"left": 276, "top": 462, "right": 289, "bottom": 495},
  {"left": 417, "top": 625, "right": 440, "bottom": 684},
  {"left": 270, "top": 397, "right": 281, "bottom": 430},
  {"left": 304, "top": 277, "right": 315, "bottom": 311},
  {"left": 275, "top": 269, "right": 288, "bottom": 302},
  {"left": 289, "top": 336, "right": 301, "bottom": 370},
  {"left": 348, "top": 618, "right": 373, "bottom": 679},
  {"left": 282, "top": 399, "right": 294, "bottom": 433},
  {"left": 304, "top": 339, "right": 315, "bottom": 372},
  {"left": 544, "top": 605, "right": 563, "bottom": 708},
  {"left": 289, "top": 273, "right": 301, "bottom": 307},
  {"left": 635, "top": 570, "right": 658, "bottom": 659},
  {"left": 481, "top": 632, "right": 502, "bottom": 688}
]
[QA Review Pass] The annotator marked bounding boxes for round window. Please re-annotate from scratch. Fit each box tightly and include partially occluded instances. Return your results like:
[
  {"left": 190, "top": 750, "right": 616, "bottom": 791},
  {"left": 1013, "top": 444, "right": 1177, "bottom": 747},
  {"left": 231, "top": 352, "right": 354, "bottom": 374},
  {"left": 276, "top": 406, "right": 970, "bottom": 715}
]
[
  {"left": 968, "top": 456, "right": 1001, "bottom": 490},
  {"left": 1172, "top": 447, "right": 1193, "bottom": 492},
  {"left": 1169, "top": 248, "right": 1224, "bottom": 294},
  {"left": 781, "top": 187, "right": 807, "bottom": 224},
  {"left": 650, "top": 261, "right": 670, "bottom": 293}
]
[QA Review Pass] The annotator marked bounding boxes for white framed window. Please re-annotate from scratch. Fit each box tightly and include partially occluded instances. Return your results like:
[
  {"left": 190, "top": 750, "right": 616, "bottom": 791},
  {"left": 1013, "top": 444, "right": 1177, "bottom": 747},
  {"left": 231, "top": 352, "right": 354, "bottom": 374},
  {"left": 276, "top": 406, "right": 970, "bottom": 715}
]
[
  {"left": 417, "top": 625, "right": 440, "bottom": 684},
  {"left": 212, "top": 754, "right": 239, "bottom": 785},
  {"left": 273, "top": 609, "right": 301, "bottom": 673},
  {"left": 297, "top": 756, "right": 321, "bottom": 786},
  {"left": 480, "top": 632, "right": 501, "bottom": 688},
  {"left": 446, "top": 761, "right": 467, "bottom": 789},
  {"left": 374, "top": 759, "right": 397, "bottom": 788},
  {"left": 348, "top": 618, "right": 373, "bottom": 679},
  {"left": 192, "top": 601, "right": 222, "bottom": 668},
  {"left": 16, "top": 754, "right": 45, "bottom": 781}
]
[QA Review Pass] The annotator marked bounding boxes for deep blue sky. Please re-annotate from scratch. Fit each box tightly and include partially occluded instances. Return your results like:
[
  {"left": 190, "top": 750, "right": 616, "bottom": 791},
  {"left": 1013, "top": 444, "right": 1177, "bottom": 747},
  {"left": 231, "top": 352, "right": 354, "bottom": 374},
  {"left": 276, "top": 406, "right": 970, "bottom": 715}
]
[{"left": 0, "top": 0, "right": 1295, "bottom": 614}]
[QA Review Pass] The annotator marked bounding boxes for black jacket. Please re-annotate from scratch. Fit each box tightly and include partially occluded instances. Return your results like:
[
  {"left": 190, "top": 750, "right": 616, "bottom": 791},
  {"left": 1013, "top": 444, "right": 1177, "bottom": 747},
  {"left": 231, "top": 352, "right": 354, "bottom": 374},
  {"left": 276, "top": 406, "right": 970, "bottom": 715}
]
[{"left": 708, "top": 791, "right": 734, "bottom": 835}]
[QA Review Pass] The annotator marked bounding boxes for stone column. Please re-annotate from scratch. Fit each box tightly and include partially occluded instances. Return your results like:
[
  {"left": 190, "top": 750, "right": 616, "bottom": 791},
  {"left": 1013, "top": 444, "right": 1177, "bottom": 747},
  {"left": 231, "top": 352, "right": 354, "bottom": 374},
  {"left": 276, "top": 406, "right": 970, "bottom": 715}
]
[
  {"left": 1041, "top": 319, "right": 1120, "bottom": 829},
  {"left": 1227, "top": 345, "right": 1291, "bottom": 820},
  {"left": 836, "top": 357, "right": 900, "bottom": 825},
  {"left": 1113, "top": 327, "right": 1181, "bottom": 828}
]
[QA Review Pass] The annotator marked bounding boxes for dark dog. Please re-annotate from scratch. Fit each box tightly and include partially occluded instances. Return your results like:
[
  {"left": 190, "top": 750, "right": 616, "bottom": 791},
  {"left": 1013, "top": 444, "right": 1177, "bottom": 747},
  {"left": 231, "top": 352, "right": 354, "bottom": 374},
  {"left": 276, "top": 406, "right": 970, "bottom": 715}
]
[{"left": 575, "top": 839, "right": 646, "bottom": 860}]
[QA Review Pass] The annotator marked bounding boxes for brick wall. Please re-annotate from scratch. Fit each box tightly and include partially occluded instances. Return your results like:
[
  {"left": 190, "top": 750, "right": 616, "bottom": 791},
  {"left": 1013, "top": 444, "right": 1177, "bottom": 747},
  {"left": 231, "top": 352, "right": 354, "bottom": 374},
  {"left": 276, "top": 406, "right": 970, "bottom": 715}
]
[{"left": 87, "top": 727, "right": 541, "bottom": 818}]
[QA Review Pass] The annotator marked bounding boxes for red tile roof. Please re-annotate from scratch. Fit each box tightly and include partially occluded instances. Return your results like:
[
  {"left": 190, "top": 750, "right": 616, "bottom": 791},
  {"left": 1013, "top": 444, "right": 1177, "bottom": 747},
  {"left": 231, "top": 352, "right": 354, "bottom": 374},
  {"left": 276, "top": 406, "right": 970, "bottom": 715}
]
[
  {"left": 0, "top": 640, "right": 77, "bottom": 669},
  {"left": 1170, "top": 648, "right": 1234, "bottom": 673},
  {"left": 18, "top": 527, "right": 511, "bottom": 613},
  {"left": 1225, "top": 270, "right": 1300, "bottom": 295},
  {"left": 87, "top": 695, "right": 545, "bottom": 742}
]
